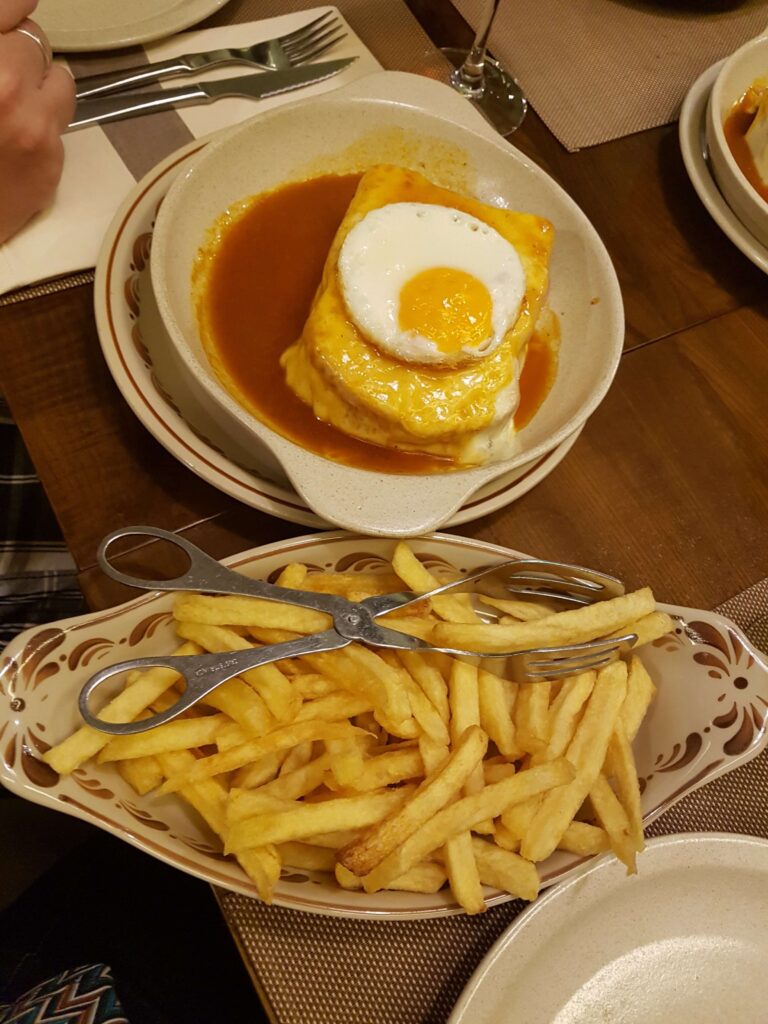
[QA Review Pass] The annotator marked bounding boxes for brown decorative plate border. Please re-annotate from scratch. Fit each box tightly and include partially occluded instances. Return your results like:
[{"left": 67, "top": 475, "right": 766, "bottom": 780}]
[{"left": 2, "top": 531, "right": 767, "bottom": 919}]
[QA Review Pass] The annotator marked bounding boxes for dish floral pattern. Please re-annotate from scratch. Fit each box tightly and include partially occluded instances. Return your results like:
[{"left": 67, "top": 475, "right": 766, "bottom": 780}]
[{"left": 2, "top": 533, "right": 767, "bottom": 919}]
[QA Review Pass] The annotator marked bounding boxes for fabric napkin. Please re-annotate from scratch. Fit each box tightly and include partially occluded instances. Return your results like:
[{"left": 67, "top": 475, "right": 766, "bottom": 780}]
[
  {"left": 451, "top": 0, "right": 768, "bottom": 151},
  {"left": 0, "top": 7, "right": 380, "bottom": 296}
]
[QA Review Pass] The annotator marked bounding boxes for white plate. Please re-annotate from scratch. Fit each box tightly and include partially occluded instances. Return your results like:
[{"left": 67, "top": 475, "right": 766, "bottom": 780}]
[
  {"left": 36, "top": 0, "right": 231, "bottom": 52},
  {"left": 2, "top": 532, "right": 767, "bottom": 918},
  {"left": 679, "top": 60, "right": 768, "bottom": 275},
  {"left": 93, "top": 124, "right": 582, "bottom": 532},
  {"left": 449, "top": 832, "right": 768, "bottom": 1022}
]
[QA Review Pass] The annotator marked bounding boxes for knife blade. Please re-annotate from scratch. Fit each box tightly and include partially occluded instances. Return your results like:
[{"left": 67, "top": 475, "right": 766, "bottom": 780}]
[{"left": 67, "top": 57, "right": 357, "bottom": 131}]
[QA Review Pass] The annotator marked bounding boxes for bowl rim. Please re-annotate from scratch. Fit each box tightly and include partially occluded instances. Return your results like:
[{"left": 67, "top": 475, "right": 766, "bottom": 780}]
[
  {"left": 149, "top": 72, "right": 624, "bottom": 528},
  {"left": 707, "top": 33, "right": 768, "bottom": 222}
]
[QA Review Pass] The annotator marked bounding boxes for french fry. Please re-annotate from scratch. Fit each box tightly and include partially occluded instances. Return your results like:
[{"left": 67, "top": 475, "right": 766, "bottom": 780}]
[
  {"left": 379, "top": 652, "right": 449, "bottom": 744},
  {"left": 279, "top": 739, "right": 315, "bottom": 775},
  {"left": 236, "top": 846, "right": 282, "bottom": 904},
  {"left": 530, "top": 670, "right": 595, "bottom": 765},
  {"left": 42, "top": 641, "right": 201, "bottom": 775},
  {"left": 443, "top": 832, "right": 485, "bottom": 915},
  {"left": 520, "top": 661, "right": 628, "bottom": 863},
  {"left": 362, "top": 758, "right": 574, "bottom": 893},
  {"left": 432, "top": 588, "right": 656, "bottom": 653},
  {"left": 556, "top": 821, "right": 611, "bottom": 856},
  {"left": 514, "top": 682, "right": 552, "bottom": 754},
  {"left": 339, "top": 725, "right": 488, "bottom": 877},
  {"left": 589, "top": 773, "right": 636, "bottom": 873},
  {"left": 174, "top": 621, "right": 300, "bottom": 723},
  {"left": 226, "top": 785, "right": 415, "bottom": 852},
  {"left": 292, "top": 673, "right": 342, "bottom": 699},
  {"left": 231, "top": 751, "right": 284, "bottom": 789},
  {"left": 278, "top": 841, "right": 337, "bottom": 872},
  {"left": 98, "top": 714, "right": 229, "bottom": 763},
  {"left": 418, "top": 734, "right": 449, "bottom": 777},
  {"left": 160, "top": 720, "right": 366, "bottom": 792},
  {"left": 306, "top": 647, "right": 414, "bottom": 736},
  {"left": 449, "top": 660, "right": 492, "bottom": 833},
  {"left": 500, "top": 795, "right": 542, "bottom": 842},
  {"left": 392, "top": 541, "right": 479, "bottom": 623},
  {"left": 334, "top": 747, "right": 423, "bottom": 792},
  {"left": 174, "top": 593, "right": 331, "bottom": 634},
  {"left": 116, "top": 755, "right": 163, "bottom": 795},
  {"left": 303, "top": 570, "right": 404, "bottom": 598},
  {"left": 198, "top": 678, "right": 274, "bottom": 736},
  {"left": 608, "top": 611, "right": 674, "bottom": 649},
  {"left": 295, "top": 692, "right": 373, "bottom": 723},
  {"left": 396, "top": 650, "right": 450, "bottom": 725},
  {"left": 622, "top": 655, "right": 657, "bottom": 741},
  {"left": 471, "top": 837, "right": 540, "bottom": 902},
  {"left": 483, "top": 759, "right": 517, "bottom": 784},
  {"left": 476, "top": 596, "right": 555, "bottom": 621},
  {"left": 325, "top": 734, "right": 374, "bottom": 790},
  {"left": 335, "top": 861, "right": 448, "bottom": 893},
  {"left": 275, "top": 562, "right": 308, "bottom": 589},
  {"left": 478, "top": 668, "right": 519, "bottom": 759},
  {"left": 605, "top": 720, "right": 645, "bottom": 851}
]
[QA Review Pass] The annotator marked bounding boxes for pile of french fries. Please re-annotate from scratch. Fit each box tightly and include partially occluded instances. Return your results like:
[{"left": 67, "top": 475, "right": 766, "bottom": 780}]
[{"left": 43, "top": 542, "right": 673, "bottom": 914}]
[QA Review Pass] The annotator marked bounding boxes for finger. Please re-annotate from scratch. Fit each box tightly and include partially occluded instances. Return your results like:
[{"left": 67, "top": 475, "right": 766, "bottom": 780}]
[
  {"left": 0, "top": 26, "right": 47, "bottom": 90},
  {"left": 37, "top": 63, "right": 76, "bottom": 132},
  {"left": 0, "top": 0, "right": 37, "bottom": 34},
  {"left": 14, "top": 18, "right": 52, "bottom": 76}
]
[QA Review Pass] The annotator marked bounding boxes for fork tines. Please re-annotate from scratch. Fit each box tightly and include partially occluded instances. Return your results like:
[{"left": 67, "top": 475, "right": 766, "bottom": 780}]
[
  {"left": 281, "top": 11, "right": 347, "bottom": 64},
  {"left": 523, "top": 633, "right": 638, "bottom": 680}
]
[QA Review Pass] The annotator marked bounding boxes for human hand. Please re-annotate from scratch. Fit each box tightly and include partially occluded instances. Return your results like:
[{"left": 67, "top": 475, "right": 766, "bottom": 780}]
[{"left": 0, "top": 0, "right": 75, "bottom": 243}]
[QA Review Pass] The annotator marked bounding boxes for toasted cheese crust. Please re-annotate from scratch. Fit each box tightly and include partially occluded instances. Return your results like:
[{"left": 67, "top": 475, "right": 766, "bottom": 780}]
[{"left": 281, "top": 165, "right": 554, "bottom": 465}]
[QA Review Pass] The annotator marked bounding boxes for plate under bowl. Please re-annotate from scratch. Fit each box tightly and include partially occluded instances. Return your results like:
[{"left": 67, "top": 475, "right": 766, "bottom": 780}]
[
  {"left": 151, "top": 71, "right": 624, "bottom": 536},
  {"left": 706, "top": 34, "right": 768, "bottom": 249}
]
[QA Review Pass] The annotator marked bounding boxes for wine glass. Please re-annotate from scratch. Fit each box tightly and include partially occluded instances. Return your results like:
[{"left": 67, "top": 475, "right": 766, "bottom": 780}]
[{"left": 436, "top": 0, "right": 527, "bottom": 137}]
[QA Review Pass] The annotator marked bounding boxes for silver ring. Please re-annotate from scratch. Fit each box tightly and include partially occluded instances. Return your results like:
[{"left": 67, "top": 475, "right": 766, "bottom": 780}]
[{"left": 15, "top": 20, "right": 53, "bottom": 74}]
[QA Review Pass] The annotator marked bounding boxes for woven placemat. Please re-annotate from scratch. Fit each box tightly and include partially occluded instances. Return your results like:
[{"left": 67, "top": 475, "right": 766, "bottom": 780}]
[
  {"left": 215, "top": 577, "right": 768, "bottom": 1024},
  {"left": 451, "top": 0, "right": 768, "bottom": 151}
]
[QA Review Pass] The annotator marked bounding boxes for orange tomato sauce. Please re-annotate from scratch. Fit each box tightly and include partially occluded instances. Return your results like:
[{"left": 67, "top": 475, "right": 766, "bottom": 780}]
[
  {"left": 199, "top": 173, "right": 556, "bottom": 474},
  {"left": 724, "top": 96, "right": 768, "bottom": 204}
]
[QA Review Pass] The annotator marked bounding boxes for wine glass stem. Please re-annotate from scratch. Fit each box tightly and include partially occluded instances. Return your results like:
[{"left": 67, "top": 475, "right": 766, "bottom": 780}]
[{"left": 454, "top": 0, "right": 503, "bottom": 93}]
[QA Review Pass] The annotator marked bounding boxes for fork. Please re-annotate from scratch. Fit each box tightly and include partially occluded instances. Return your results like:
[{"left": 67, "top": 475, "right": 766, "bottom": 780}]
[
  {"left": 413, "top": 557, "right": 627, "bottom": 607},
  {"left": 74, "top": 12, "right": 346, "bottom": 101}
]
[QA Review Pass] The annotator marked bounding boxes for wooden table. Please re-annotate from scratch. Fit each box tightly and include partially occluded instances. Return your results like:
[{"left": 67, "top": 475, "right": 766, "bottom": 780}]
[{"left": 1, "top": 3, "right": 767, "bottom": 616}]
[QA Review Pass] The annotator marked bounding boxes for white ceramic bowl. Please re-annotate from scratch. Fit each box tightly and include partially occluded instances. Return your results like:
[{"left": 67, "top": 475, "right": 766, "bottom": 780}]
[
  {"left": 151, "top": 71, "right": 624, "bottom": 536},
  {"left": 706, "top": 34, "right": 768, "bottom": 248}
]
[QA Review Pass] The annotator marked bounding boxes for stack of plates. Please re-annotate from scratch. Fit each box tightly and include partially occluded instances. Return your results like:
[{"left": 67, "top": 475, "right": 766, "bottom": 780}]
[{"left": 679, "top": 57, "right": 768, "bottom": 275}]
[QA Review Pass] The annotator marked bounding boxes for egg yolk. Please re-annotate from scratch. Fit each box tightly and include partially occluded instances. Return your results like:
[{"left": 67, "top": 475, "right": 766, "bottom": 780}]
[{"left": 397, "top": 267, "right": 493, "bottom": 355}]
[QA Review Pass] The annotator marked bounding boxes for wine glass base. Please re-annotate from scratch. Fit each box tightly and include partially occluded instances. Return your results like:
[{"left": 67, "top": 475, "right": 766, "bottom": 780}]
[{"left": 440, "top": 47, "right": 527, "bottom": 137}]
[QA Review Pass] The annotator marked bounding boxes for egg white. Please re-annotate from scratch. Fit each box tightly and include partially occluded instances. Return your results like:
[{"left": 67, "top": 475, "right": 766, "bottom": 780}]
[{"left": 337, "top": 203, "right": 526, "bottom": 366}]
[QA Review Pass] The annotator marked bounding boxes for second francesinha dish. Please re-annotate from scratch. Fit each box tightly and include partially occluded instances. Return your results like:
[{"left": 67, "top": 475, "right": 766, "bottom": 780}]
[{"left": 194, "top": 165, "right": 557, "bottom": 472}]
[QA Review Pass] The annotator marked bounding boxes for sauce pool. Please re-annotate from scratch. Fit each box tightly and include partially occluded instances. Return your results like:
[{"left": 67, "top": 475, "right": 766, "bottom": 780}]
[
  {"left": 724, "top": 98, "right": 768, "bottom": 204},
  {"left": 198, "top": 174, "right": 556, "bottom": 474}
]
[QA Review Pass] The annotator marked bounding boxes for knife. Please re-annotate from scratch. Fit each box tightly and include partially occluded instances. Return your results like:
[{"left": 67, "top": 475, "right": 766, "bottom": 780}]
[{"left": 67, "top": 57, "right": 357, "bottom": 131}]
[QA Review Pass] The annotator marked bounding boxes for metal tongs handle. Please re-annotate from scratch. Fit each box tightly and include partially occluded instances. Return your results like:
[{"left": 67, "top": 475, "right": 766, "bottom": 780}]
[
  {"left": 98, "top": 526, "right": 349, "bottom": 616},
  {"left": 78, "top": 629, "right": 349, "bottom": 736}
]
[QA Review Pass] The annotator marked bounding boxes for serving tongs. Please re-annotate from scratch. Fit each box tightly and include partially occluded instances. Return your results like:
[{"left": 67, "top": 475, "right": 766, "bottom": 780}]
[{"left": 79, "top": 526, "right": 635, "bottom": 735}]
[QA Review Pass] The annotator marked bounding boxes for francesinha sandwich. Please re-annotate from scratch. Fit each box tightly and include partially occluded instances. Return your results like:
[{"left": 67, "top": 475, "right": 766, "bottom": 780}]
[{"left": 281, "top": 165, "right": 556, "bottom": 468}]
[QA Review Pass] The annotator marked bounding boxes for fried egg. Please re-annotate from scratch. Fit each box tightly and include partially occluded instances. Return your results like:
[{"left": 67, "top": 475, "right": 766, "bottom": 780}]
[
  {"left": 281, "top": 165, "right": 555, "bottom": 466},
  {"left": 337, "top": 203, "right": 526, "bottom": 366}
]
